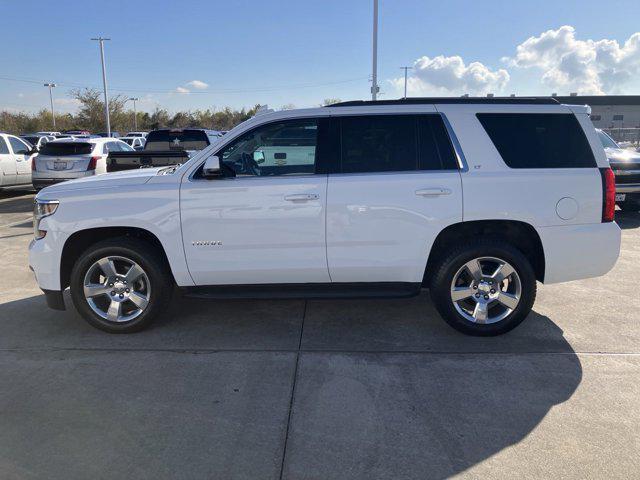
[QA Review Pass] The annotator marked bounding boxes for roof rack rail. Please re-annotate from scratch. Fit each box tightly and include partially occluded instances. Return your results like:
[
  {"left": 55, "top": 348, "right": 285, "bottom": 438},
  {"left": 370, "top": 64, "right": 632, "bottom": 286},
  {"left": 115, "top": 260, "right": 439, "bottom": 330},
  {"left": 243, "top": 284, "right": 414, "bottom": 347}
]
[{"left": 329, "top": 97, "right": 560, "bottom": 107}]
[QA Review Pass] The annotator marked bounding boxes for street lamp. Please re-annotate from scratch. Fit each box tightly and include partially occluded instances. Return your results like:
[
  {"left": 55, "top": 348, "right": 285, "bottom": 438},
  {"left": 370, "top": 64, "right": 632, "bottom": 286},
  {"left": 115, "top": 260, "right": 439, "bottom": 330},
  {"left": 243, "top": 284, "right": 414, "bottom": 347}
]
[
  {"left": 43, "top": 83, "right": 57, "bottom": 128},
  {"left": 91, "top": 37, "right": 111, "bottom": 136},
  {"left": 128, "top": 97, "right": 139, "bottom": 130},
  {"left": 371, "top": 0, "right": 379, "bottom": 100}
]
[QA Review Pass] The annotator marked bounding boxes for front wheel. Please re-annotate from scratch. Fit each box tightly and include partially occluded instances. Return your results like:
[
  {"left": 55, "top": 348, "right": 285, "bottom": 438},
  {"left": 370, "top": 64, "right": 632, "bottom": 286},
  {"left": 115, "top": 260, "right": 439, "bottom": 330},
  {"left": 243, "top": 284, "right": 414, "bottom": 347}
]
[
  {"left": 429, "top": 240, "right": 537, "bottom": 336},
  {"left": 70, "top": 238, "right": 172, "bottom": 333}
]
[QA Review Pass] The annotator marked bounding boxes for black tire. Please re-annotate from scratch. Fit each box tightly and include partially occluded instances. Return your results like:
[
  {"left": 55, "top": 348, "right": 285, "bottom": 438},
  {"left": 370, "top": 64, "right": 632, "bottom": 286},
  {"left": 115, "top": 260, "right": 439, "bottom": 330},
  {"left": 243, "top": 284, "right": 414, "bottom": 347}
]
[
  {"left": 429, "top": 238, "right": 537, "bottom": 336},
  {"left": 70, "top": 237, "right": 173, "bottom": 333}
]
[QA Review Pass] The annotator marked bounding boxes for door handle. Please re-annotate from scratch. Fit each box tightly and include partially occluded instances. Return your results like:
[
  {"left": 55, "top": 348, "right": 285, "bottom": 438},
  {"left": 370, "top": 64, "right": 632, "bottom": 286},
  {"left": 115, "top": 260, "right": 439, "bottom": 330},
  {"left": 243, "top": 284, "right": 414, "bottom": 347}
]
[
  {"left": 415, "top": 188, "right": 452, "bottom": 197},
  {"left": 284, "top": 194, "right": 319, "bottom": 202}
]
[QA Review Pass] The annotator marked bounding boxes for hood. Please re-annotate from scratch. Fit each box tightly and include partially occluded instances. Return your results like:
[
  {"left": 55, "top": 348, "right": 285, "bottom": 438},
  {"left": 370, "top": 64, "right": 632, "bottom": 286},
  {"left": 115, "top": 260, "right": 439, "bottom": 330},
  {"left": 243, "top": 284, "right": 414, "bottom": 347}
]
[
  {"left": 38, "top": 167, "right": 163, "bottom": 196},
  {"left": 604, "top": 147, "right": 640, "bottom": 165}
]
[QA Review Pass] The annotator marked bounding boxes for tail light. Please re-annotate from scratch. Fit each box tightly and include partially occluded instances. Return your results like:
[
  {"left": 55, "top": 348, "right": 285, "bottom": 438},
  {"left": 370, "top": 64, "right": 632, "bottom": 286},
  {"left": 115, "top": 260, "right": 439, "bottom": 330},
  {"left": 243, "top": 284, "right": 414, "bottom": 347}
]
[
  {"left": 87, "top": 156, "right": 100, "bottom": 171},
  {"left": 600, "top": 167, "right": 615, "bottom": 223}
]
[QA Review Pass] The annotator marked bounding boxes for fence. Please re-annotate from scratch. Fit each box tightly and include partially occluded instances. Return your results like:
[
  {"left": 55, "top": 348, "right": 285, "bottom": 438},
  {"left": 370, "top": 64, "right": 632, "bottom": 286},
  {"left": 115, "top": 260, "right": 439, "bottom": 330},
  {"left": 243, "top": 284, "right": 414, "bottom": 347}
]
[{"left": 602, "top": 127, "right": 640, "bottom": 148}]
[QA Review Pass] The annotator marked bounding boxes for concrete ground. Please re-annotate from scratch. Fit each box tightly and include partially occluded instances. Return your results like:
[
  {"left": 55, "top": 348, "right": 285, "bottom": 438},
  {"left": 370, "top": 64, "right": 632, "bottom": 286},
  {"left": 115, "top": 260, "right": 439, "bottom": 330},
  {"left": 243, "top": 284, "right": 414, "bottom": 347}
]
[{"left": 0, "top": 188, "right": 639, "bottom": 480}]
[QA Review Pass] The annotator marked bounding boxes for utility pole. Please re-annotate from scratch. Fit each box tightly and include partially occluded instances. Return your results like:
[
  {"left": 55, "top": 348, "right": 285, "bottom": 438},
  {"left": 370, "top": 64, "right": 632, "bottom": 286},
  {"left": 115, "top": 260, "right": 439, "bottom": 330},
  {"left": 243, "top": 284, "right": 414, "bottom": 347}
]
[
  {"left": 91, "top": 37, "right": 111, "bottom": 136},
  {"left": 129, "top": 97, "right": 139, "bottom": 130},
  {"left": 400, "top": 66, "right": 412, "bottom": 98},
  {"left": 371, "top": 0, "right": 379, "bottom": 100},
  {"left": 43, "top": 83, "right": 57, "bottom": 128}
]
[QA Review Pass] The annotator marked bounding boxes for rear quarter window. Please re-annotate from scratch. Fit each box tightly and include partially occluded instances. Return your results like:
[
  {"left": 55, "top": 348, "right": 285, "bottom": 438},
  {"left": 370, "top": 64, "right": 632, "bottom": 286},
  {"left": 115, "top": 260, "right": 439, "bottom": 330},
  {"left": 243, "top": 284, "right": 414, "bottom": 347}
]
[{"left": 476, "top": 113, "right": 596, "bottom": 168}]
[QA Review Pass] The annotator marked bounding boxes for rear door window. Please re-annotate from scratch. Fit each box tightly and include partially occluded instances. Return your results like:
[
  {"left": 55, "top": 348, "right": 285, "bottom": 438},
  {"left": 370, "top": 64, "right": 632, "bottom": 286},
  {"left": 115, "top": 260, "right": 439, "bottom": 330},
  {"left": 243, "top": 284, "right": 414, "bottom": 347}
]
[
  {"left": 339, "top": 115, "right": 417, "bottom": 173},
  {"left": 8, "top": 137, "right": 31, "bottom": 155},
  {"left": 476, "top": 113, "right": 596, "bottom": 168},
  {"left": 0, "top": 138, "right": 9, "bottom": 154},
  {"left": 39, "top": 142, "right": 93, "bottom": 156},
  {"left": 418, "top": 115, "right": 459, "bottom": 170}
]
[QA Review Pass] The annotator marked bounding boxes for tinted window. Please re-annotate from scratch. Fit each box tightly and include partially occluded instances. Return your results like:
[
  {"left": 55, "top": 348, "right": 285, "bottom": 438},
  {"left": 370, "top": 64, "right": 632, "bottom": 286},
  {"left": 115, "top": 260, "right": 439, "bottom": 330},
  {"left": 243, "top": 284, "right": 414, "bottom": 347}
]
[
  {"left": 39, "top": 142, "right": 93, "bottom": 156},
  {"left": 0, "top": 138, "right": 8, "bottom": 154},
  {"left": 145, "top": 130, "right": 209, "bottom": 151},
  {"left": 217, "top": 119, "right": 318, "bottom": 177},
  {"left": 476, "top": 113, "right": 596, "bottom": 169},
  {"left": 418, "top": 116, "right": 458, "bottom": 170},
  {"left": 613, "top": 115, "right": 624, "bottom": 121},
  {"left": 122, "top": 138, "right": 134, "bottom": 145},
  {"left": 340, "top": 115, "right": 416, "bottom": 173}
]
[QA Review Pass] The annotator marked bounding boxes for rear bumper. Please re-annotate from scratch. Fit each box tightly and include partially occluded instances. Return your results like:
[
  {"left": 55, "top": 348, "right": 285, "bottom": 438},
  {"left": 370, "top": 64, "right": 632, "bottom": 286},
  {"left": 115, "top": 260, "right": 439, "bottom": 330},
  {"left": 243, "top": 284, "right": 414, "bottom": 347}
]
[
  {"left": 616, "top": 183, "right": 640, "bottom": 194},
  {"left": 32, "top": 178, "right": 68, "bottom": 188},
  {"left": 538, "top": 222, "right": 621, "bottom": 284}
]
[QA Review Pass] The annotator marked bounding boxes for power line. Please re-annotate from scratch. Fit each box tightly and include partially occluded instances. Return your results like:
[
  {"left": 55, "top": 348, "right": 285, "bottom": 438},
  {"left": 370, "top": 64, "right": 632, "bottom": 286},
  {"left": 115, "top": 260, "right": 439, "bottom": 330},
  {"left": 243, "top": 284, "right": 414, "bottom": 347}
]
[{"left": 0, "top": 75, "right": 369, "bottom": 95}]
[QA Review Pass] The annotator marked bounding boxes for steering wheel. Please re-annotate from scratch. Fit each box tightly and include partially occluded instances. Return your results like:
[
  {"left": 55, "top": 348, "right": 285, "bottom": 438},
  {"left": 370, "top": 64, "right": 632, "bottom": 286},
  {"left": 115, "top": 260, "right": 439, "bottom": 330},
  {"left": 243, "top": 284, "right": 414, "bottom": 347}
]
[{"left": 236, "top": 152, "right": 261, "bottom": 176}]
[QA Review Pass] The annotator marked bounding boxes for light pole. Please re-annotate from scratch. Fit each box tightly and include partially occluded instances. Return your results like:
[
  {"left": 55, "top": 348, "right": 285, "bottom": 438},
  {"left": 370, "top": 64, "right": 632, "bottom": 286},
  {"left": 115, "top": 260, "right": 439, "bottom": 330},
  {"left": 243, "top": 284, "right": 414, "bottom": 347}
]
[
  {"left": 129, "top": 97, "right": 139, "bottom": 130},
  {"left": 44, "top": 83, "right": 57, "bottom": 128},
  {"left": 400, "top": 66, "right": 412, "bottom": 98},
  {"left": 91, "top": 37, "right": 111, "bottom": 136},
  {"left": 371, "top": 0, "right": 379, "bottom": 100}
]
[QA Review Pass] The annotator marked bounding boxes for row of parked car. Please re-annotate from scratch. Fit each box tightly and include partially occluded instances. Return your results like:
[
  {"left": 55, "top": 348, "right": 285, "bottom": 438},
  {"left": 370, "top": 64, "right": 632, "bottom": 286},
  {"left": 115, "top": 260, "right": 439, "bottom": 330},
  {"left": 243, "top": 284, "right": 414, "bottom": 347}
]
[{"left": 0, "top": 128, "right": 225, "bottom": 191}]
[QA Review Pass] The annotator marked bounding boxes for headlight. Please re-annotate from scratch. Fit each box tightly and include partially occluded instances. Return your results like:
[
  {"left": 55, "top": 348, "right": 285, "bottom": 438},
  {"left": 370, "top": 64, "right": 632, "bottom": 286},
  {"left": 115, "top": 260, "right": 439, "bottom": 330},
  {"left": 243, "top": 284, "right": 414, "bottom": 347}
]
[{"left": 33, "top": 199, "right": 59, "bottom": 240}]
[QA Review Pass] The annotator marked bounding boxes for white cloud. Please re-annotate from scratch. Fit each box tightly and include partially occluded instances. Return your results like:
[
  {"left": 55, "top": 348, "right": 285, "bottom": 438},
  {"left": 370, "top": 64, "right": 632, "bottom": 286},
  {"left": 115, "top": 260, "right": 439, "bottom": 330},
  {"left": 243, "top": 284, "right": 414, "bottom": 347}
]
[
  {"left": 504, "top": 25, "right": 640, "bottom": 94},
  {"left": 175, "top": 86, "right": 190, "bottom": 94},
  {"left": 54, "top": 98, "right": 81, "bottom": 106},
  {"left": 389, "top": 55, "right": 509, "bottom": 96},
  {"left": 186, "top": 80, "right": 209, "bottom": 89}
]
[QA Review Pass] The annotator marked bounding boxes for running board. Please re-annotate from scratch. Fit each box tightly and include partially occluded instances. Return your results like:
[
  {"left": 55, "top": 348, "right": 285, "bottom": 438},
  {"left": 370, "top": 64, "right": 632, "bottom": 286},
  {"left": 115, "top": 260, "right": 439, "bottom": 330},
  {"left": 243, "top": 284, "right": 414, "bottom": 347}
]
[{"left": 182, "top": 282, "right": 422, "bottom": 300}]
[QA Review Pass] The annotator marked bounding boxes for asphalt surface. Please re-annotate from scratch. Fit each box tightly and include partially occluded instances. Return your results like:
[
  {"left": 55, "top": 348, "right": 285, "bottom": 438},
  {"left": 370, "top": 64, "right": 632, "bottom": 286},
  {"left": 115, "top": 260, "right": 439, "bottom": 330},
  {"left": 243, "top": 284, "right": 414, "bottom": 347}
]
[{"left": 0, "top": 188, "right": 639, "bottom": 479}]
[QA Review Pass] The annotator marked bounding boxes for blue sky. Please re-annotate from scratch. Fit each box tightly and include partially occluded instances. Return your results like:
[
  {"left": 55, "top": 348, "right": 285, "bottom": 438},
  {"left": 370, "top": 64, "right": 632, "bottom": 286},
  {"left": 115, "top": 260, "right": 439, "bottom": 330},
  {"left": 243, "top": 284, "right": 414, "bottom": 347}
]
[{"left": 2, "top": 0, "right": 640, "bottom": 114}]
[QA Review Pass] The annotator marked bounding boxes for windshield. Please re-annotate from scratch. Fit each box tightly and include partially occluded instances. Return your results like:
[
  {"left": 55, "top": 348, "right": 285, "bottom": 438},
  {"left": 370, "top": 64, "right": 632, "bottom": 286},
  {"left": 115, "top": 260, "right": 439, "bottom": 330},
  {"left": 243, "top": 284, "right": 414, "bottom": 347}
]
[
  {"left": 39, "top": 142, "right": 93, "bottom": 156},
  {"left": 145, "top": 130, "right": 209, "bottom": 151},
  {"left": 21, "top": 136, "right": 39, "bottom": 145},
  {"left": 597, "top": 130, "right": 619, "bottom": 149}
]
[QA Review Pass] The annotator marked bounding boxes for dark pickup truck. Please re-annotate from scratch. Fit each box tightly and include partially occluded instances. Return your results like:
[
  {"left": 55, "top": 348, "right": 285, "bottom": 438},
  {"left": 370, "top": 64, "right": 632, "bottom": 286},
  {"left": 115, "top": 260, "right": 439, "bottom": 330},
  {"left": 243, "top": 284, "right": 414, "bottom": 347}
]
[{"left": 107, "top": 128, "right": 224, "bottom": 171}]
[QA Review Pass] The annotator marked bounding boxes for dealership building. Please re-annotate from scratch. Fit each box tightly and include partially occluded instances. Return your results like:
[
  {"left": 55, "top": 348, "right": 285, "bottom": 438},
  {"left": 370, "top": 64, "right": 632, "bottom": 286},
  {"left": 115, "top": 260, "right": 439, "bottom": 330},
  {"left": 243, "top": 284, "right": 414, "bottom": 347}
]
[{"left": 552, "top": 95, "right": 640, "bottom": 143}]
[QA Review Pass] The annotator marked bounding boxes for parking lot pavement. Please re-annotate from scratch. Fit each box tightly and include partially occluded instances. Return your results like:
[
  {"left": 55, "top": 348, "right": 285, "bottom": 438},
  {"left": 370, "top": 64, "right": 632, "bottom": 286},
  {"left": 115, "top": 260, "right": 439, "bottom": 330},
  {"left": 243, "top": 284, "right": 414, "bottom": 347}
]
[{"left": 1, "top": 189, "right": 639, "bottom": 479}]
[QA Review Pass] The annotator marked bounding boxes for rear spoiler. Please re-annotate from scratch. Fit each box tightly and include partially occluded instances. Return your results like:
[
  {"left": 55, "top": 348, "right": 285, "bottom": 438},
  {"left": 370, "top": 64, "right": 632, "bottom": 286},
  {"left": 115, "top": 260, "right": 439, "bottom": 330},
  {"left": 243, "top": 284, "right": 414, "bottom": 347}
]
[{"left": 562, "top": 104, "right": 592, "bottom": 116}]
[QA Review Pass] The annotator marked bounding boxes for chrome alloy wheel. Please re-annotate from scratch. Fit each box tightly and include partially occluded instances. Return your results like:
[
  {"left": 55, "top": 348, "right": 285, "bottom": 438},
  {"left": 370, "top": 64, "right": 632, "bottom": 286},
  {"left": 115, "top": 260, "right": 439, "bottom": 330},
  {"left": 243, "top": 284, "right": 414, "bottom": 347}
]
[
  {"left": 83, "top": 256, "right": 151, "bottom": 323},
  {"left": 450, "top": 256, "right": 522, "bottom": 324}
]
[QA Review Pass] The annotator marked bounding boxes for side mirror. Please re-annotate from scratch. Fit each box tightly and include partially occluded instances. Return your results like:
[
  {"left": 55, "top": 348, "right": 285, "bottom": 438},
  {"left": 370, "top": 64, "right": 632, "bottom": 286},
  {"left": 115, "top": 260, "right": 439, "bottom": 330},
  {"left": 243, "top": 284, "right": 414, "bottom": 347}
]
[
  {"left": 202, "top": 155, "right": 222, "bottom": 177},
  {"left": 253, "top": 150, "right": 265, "bottom": 164},
  {"left": 28, "top": 148, "right": 39, "bottom": 155}
]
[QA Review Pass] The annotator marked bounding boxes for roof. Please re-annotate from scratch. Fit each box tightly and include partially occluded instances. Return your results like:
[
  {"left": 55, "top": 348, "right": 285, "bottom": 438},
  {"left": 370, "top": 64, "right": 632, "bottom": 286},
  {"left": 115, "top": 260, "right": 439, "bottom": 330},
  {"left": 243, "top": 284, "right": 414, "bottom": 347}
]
[
  {"left": 330, "top": 97, "right": 560, "bottom": 107},
  {"left": 330, "top": 95, "right": 640, "bottom": 107}
]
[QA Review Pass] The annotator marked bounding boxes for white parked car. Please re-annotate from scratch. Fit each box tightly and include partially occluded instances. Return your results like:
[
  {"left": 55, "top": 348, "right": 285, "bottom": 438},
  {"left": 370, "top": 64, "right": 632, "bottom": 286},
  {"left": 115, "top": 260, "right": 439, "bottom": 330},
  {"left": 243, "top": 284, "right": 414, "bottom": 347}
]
[
  {"left": 32, "top": 137, "right": 134, "bottom": 190},
  {"left": 119, "top": 136, "right": 146, "bottom": 151},
  {"left": 29, "top": 97, "right": 621, "bottom": 335},
  {"left": 20, "top": 133, "right": 56, "bottom": 150},
  {"left": 0, "top": 133, "right": 37, "bottom": 188},
  {"left": 37, "top": 131, "right": 61, "bottom": 137},
  {"left": 125, "top": 131, "right": 148, "bottom": 138}
]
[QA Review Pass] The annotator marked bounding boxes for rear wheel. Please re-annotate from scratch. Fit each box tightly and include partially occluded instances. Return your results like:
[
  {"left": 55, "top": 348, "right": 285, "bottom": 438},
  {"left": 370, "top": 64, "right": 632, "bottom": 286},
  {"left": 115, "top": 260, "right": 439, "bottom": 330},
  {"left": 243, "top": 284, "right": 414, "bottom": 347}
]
[
  {"left": 430, "top": 240, "right": 536, "bottom": 336},
  {"left": 70, "top": 238, "right": 172, "bottom": 333}
]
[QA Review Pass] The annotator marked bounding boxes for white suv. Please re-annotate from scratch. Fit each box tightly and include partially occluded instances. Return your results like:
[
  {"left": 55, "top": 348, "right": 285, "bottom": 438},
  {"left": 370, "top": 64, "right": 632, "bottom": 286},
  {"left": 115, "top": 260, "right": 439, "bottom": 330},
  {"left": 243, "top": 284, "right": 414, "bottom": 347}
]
[
  {"left": 28, "top": 98, "right": 621, "bottom": 335},
  {"left": 0, "top": 133, "right": 36, "bottom": 188}
]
